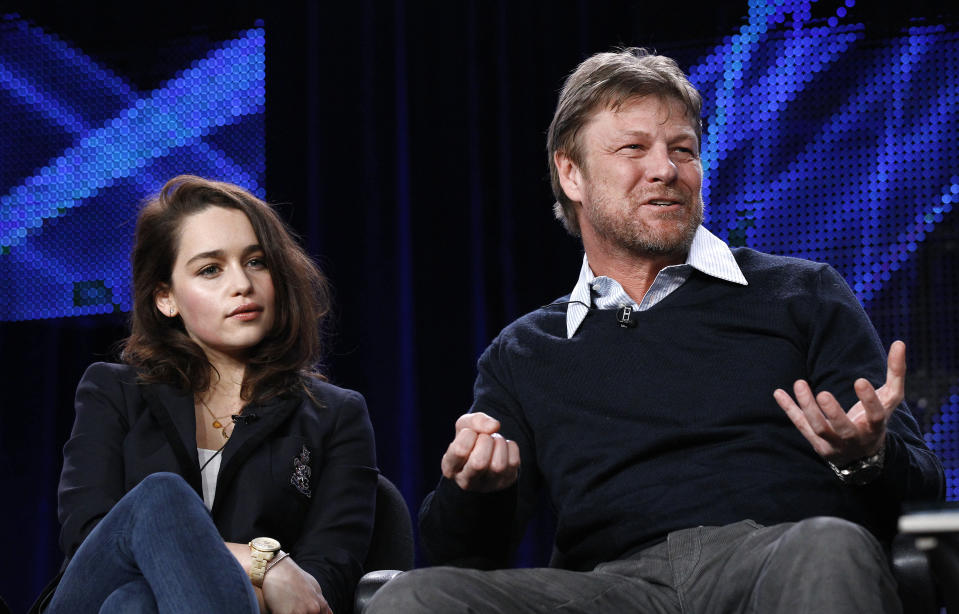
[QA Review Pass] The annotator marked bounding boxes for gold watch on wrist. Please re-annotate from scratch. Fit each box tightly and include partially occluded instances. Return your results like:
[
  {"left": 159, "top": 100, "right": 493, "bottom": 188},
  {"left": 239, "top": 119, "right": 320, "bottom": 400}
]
[{"left": 248, "top": 537, "right": 281, "bottom": 587}]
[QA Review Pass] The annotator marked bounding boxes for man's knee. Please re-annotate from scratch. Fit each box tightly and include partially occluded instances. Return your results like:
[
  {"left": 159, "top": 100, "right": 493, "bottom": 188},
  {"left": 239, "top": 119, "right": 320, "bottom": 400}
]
[
  {"left": 789, "top": 516, "right": 880, "bottom": 552},
  {"left": 752, "top": 517, "right": 899, "bottom": 612},
  {"left": 778, "top": 516, "right": 889, "bottom": 575}
]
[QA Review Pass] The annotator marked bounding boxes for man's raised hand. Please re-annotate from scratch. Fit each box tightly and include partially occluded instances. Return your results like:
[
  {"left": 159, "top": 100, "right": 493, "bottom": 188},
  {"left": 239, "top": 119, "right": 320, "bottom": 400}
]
[{"left": 773, "top": 340, "right": 905, "bottom": 465}]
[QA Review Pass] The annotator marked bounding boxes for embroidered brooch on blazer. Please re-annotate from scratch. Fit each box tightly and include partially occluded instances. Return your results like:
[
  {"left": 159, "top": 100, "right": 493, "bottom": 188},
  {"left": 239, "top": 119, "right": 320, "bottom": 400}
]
[{"left": 291, "top": 444, "right": 312, "bottom": 498}]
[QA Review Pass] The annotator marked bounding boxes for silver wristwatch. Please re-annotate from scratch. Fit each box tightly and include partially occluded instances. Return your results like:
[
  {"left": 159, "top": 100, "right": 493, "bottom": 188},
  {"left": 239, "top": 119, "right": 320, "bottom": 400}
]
[{"left": 827, "top": 444, "right": 885, "bottom": 486}]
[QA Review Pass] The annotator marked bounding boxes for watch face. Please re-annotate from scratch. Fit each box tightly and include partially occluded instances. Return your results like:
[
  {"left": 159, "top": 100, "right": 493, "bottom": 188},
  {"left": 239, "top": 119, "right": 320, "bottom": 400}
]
[{"left": 251, "top": 537, "right": 280, "bottom": 552}]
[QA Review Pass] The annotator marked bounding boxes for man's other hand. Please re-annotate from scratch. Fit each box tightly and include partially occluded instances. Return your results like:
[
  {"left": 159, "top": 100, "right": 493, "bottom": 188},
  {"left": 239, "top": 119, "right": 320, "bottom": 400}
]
[{"left": 440, "top": 412, "right": 520, "bottom": 492}]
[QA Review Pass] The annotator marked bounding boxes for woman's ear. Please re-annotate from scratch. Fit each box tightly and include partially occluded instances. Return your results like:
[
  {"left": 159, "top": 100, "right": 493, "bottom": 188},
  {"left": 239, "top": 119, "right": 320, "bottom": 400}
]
[{"left": 154, "top": 285, "right": 177, "bottom": 318}]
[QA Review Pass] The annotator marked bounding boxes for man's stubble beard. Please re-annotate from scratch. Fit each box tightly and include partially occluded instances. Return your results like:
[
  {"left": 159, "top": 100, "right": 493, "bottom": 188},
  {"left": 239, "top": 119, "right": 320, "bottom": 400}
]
[{"left": 582, "top": 188, "right": 704, "bottom": 258}]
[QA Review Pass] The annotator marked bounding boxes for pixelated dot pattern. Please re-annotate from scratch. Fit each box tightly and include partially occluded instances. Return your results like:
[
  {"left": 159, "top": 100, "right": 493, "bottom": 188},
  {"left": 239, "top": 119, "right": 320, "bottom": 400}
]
[
  {"left": 0, "top": 16, "right": 265, "bottom": 321},
  {"left": 927, "top": 388, "right": 959, "bottom": 500}
]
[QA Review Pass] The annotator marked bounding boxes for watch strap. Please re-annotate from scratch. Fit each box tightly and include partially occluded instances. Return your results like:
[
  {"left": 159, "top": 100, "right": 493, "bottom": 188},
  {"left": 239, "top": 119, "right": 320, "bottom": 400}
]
[
  {"left": 828, "top": 444, "right": 885, "bottom": 486},
  {"left": 248, "top": 538, "right": 280, "bottom": 587}
]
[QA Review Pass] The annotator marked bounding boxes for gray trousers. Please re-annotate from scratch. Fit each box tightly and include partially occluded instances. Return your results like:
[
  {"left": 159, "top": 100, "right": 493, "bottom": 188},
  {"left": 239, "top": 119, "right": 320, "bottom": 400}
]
[{"left": 367, "top": 517, "right": 900, "bottom": 614}]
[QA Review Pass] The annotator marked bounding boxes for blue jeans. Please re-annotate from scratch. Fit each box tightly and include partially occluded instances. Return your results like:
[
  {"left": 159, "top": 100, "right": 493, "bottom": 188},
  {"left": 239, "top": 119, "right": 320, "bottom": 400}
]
[{"left": 46, "top": 472, "right": 258, "bottom": 614}]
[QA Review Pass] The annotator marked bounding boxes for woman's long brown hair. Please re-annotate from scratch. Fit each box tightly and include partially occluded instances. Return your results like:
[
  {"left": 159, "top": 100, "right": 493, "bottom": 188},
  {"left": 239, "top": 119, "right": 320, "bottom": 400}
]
[{"left": 120, "top": 175, "right": 330, "bottom": 403}]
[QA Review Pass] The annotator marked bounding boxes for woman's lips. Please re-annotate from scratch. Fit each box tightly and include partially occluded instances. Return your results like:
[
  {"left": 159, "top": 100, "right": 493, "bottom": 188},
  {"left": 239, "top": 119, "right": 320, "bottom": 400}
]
[{"left": 228, "top": 304, "right": 263, "bottom": 320}]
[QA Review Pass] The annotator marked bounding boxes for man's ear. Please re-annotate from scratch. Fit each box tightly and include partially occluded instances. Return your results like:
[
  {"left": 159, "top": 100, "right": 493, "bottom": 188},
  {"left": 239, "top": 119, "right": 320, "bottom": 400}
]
[
  {"left": 555, "top": 150, "right": 585, "bottom": 204},
  {"left": 154, "top": 284, "right": 177, "bottom": 318}
]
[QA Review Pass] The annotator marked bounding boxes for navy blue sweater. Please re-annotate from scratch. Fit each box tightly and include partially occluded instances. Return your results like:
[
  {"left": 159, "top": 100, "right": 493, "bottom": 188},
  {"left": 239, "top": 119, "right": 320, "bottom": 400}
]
[{"left": 421, "top": 248, "right": 944, "bottom": 571}]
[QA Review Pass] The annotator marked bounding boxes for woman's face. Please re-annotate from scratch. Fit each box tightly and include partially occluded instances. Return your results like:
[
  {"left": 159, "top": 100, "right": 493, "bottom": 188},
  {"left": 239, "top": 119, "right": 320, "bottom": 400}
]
[{"left": 155, "top": 206, "right": 275, "bottom": 363}]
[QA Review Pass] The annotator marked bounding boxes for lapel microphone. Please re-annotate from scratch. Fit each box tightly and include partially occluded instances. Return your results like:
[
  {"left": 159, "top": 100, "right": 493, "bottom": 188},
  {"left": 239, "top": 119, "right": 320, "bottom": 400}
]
[
  {"left": 231, "top": 413, "right": 259, "bottom": 425},
  {"left": 616, "top": 305, "right": 638, "bottom": 329}
]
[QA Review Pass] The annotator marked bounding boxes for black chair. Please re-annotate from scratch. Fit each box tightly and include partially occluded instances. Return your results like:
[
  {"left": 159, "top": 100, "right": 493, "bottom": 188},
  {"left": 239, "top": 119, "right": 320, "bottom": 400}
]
[
  {"left": 364, "top": 473, "right": 414, "bottom": 571},
  {"left": 896, "top": 505, "right": 959, "bottom": 614},
  {"left": 353, "top": 474, "right": 415, "bottom": 614},
  {"left": 892, "top": 534, "right": 941, "bottom": 614}
]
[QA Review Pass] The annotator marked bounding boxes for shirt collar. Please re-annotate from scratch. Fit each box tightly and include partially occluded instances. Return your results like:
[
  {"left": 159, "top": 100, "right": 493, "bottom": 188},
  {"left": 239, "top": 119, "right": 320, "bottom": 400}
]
[{"left": 565, "top": 225, "right": 748, "bottom": 338}]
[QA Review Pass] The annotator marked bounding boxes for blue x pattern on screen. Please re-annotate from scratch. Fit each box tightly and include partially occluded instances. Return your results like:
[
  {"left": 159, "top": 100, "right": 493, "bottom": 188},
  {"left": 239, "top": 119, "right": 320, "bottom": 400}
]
[
  {"left": 0, "top": 16, "right": 265, "bottom": 321},
  {"left": 689, "top": 0, "right": 958, "bottom": 498}
]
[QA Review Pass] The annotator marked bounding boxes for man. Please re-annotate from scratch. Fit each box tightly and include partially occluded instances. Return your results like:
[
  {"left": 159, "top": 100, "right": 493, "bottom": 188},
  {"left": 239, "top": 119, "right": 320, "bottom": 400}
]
[{"left": 368, "top": 48, "right": 945, "bottom": 613}]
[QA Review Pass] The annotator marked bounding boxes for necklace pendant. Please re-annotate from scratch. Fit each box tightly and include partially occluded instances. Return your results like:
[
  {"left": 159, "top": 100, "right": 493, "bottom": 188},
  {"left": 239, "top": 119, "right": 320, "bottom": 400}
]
[
  {"left": 221, "top": 427, "right": 230, "bottom": 439},
  {"left": 212, "top": 419, "right": 223, "bottom": 428}
]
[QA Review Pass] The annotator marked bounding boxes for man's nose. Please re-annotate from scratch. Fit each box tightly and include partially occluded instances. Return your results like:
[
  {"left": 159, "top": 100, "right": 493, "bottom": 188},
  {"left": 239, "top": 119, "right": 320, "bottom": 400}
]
[{"left": 646, "top": 145, "right": 678, "bottom": 183}]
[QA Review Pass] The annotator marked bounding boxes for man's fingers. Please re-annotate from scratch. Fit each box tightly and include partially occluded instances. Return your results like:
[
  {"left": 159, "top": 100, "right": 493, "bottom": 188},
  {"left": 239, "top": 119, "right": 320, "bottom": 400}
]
[
  {"left": 791, "top": 379, "right": 816, "bottom": 410},
  {"left": 854, "top": 378, "right": 888, "bottom": 427},
  {"left": 465, "top": 433, "right": 495, "bottom": 473},
  {"left": 774, "top": 388, "right": 816, "bottom": 439},
  {"left": 489, "top": 433, "right": 510, "bottom": 473},
  {"left": 792, "top": 380, "right": 834, "bottom": 437},
  {"left": 774, "top": 387, "right": 832, "bottom": 458},
  {"left": 507, "top": 438, "right": 520, "bottom": 469},
  {"left": 814, "top": 390, "right": 858, "bottom": 439},
  {"left": 440, "top": 427, "right": 479, "bottom": 478},
  {"left": 881, "top": 340, "right": 906, "bottom": 406},
  {"left": 455, "top": 411, "right": 501, "bottom": 435}
]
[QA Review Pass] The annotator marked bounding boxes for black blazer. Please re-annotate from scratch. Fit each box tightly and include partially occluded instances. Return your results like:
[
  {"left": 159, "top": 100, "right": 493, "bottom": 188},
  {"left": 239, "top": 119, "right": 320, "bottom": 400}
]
[{"left": 54, "top": 362, "right": 378, "bottom": 614}]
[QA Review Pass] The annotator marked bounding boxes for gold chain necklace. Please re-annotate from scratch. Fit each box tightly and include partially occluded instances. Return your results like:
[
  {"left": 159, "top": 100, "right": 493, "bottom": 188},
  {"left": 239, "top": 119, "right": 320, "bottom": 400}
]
[{"left": 199, "top": 398, "right": 235, "bottom": 439}]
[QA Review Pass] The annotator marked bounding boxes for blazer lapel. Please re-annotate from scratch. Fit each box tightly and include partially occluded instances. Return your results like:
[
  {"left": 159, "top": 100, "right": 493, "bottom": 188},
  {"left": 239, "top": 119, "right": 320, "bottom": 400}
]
[
  {"left": 141, "top": 384, "right": 203, "bottom": 494},
  {"left": 214, "top": 394, "right": 299, "bottom": 508}
]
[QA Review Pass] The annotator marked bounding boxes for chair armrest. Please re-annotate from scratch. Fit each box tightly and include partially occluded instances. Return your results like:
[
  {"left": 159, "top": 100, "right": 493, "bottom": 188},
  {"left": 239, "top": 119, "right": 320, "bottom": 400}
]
[
  {"left": 354, "top": 569, "right": 405, "bottom": 614},
  {"left": 891, "top": 533, "right": 938, "bottom": 614}
]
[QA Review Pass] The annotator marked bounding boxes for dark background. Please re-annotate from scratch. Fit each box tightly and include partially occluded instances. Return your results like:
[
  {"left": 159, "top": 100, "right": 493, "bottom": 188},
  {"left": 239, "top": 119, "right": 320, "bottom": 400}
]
[{"left": 2, "top": 1, "right": 958, "bottom": 612}]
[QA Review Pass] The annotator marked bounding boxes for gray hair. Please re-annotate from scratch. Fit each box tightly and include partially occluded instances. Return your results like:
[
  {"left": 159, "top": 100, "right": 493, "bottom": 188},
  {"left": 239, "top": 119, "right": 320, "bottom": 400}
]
[{"left": 546, "top": 48, "right": 702, "bottom": 236}]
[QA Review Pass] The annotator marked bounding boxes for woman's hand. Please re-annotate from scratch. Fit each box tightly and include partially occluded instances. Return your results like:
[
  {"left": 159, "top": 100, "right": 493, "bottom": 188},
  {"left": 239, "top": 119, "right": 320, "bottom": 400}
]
[
  {"left": 225, "top": 541, "right": 329, "bottom": 614},
  {"left": 261, "top": 556, "right": 332, "bottom": 614}
]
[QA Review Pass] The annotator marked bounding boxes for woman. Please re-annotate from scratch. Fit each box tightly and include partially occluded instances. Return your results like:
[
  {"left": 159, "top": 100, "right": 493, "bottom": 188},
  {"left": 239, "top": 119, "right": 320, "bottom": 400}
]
[{"left": 37, "top": 175, "right": 377, "bottom": 614}]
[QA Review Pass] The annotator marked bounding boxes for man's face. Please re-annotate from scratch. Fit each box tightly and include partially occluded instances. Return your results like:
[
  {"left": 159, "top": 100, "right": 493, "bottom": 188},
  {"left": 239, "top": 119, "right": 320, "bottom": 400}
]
[{"left": 563, "top": 95, "right": 704, "bottom": 257}]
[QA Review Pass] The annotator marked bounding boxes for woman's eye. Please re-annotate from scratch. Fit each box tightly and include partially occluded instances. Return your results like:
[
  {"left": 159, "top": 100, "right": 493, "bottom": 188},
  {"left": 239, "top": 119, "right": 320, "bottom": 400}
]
[
  {"left": 199, "top": 265, "right": 220, "bottom": 277},
  {"left": 247, "top": 257, "right": 267, "bottom": 269}
]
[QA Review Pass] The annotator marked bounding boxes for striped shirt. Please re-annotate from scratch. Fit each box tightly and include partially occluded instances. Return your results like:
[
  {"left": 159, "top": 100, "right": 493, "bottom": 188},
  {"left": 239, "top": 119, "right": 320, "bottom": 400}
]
[{"left": 566, "top": 225, "right": 748, "bottom": 338}]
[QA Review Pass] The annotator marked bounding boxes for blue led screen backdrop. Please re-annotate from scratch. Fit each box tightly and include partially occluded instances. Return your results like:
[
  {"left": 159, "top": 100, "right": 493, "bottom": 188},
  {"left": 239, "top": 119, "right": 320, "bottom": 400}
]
[{"left": 0, "top": 15, "right": 266, "bottom": 322}]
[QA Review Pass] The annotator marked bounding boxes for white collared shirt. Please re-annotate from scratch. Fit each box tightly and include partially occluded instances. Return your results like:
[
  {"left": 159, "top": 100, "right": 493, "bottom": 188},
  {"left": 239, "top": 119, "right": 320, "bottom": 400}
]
[{"left": 565, "top": 226, "right": 748, "bottom": 338}]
